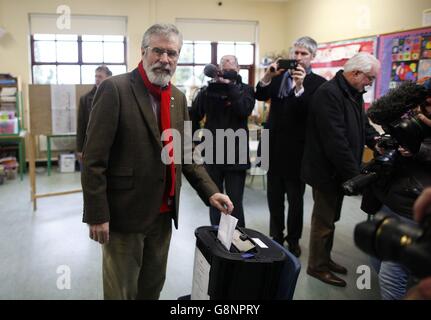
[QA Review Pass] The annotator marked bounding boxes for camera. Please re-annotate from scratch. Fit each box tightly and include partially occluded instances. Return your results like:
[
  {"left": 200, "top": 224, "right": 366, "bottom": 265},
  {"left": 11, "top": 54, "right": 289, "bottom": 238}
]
[
  {"left": 203, "top": 64, "right": 238, "bottom": 81},
  {"left": 277, "top": 59, "right": 298, "bottom": 70},
  {"left": 342, "top": 81, "right": 431, "bottom": 195},
  {"left": 342, "top": 135, "right": 398, "bottom": 196},
  {"left": 269, "top": 59, "right": 298, "bottom": 72},
  {"left": 219, "top": 70, "right": 238, "bottom": 81},
  {"left": 368, "top": 81, "right": 431, "bottom": 154},
  {"left": 354, "top": 212, "right": 431, "bottom": 278}
]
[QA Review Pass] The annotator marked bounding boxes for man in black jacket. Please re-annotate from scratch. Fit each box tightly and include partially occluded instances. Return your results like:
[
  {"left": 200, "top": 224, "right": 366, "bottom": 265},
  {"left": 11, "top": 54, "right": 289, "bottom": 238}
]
[
  {"left": 302, "top": 52, "right": 380, "bottom": 287},
  {"left": 256, "top": 37, "right": 326, "bottom": 256},
  {"left": 192, "top": 55, "right": 255, "bottom": 227},
  {"left": 76, "top": 65, "right": 112, "bottom": 163}
]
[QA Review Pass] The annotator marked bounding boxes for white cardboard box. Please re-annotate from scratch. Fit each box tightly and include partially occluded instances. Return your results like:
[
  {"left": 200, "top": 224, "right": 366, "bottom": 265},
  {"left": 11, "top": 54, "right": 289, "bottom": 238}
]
[{"left": 58, "top": 154, "right": 76, "bottom": 173}]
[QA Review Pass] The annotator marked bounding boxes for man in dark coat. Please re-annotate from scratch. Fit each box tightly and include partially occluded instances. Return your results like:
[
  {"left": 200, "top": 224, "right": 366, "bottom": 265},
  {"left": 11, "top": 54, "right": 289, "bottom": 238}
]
[
  {"left": 76, "top": 65, "right": 112, "bottom": 162},
  {"left": 192, "top": 55, "right": 255, "bottom": 227},
  {"left": 256, "top": 36, "right": 326, "bottom": 257},
  {"left": 81, "top": 24, "right": 233, "bottom": 300},
  {"left": 302, "top": 52, "right": 380, "bottom": 287}
]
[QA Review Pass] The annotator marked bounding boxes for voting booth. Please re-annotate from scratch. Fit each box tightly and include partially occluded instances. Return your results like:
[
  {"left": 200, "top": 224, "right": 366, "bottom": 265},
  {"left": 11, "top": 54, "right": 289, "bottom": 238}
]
[{"left": 190, "top": 226, "right": 295, "bottom": 300}]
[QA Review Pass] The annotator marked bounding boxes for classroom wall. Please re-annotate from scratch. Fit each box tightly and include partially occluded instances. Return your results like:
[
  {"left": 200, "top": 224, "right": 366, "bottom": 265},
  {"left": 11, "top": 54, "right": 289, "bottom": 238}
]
[
  {"left": 0, "top": 0, "right": 429, "bottom": 134},
  {"left": 0, "top": 0, "right": 287, "bottom": 136},
  {"left": 0, "top": 0, "right": 149, "bottom": 135},
  {"left": 283, "top": 0, "right": 431, "bottom": 47},
  {"left": 0, "top": 0, "right": 286, "bottom": 84}
]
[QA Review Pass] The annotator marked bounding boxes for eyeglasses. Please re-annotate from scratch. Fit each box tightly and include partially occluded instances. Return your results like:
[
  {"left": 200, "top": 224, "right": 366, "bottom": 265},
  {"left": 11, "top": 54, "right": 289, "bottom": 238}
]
[
  {"left": 359, "top": 71, "right": 376, "bottom": 82},
  {"left": 146, "top": 46, "right": 179, "bottom": 59}
]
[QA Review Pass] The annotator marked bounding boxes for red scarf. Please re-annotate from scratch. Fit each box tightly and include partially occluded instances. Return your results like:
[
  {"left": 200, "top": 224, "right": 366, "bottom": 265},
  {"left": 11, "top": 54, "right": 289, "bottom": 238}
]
[{"left": 138, "top": 61, "right": 175, "bottom": 213}]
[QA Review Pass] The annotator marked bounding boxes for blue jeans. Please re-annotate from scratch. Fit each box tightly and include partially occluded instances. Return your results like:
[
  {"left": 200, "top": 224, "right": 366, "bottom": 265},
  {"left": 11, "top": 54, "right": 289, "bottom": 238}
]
[{"left": 379, "top": 261, "right": 410, "bottom": 300}]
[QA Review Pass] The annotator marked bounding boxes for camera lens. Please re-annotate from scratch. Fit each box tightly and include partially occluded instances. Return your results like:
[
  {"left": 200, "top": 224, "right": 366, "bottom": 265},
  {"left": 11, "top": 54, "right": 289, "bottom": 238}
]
[{"left": 355, "top": 212, "right": 423, "bottom": 261}]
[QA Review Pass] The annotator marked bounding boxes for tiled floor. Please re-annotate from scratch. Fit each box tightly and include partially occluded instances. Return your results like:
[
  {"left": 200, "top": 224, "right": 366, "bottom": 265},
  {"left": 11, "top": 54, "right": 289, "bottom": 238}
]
[{"left": 0, "top": 169, "right": 381, "bottom": 299}]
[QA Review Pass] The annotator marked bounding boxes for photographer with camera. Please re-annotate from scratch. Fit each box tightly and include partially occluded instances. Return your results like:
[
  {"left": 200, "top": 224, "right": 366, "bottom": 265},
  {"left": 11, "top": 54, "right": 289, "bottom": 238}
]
[
  {"left": 302, "top": 52, "right": 380, "bottom": 287},
  {"left": 354, "top": 79, "right": 431, "bottom": 299},
  {"left": 191, "top": 55, "right": 255, "bottom": 227},
  {"left": 255, "top": 36, "right": 326, "bottom": 257}
]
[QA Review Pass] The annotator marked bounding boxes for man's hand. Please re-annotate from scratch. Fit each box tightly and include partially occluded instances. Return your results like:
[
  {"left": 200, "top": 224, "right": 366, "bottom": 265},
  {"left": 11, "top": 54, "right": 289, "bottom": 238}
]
[
  {"left": 261, "top": 60, "right": 285, "bottom": 84},
  {"left": 88, "top": 222, "right": 109, "bottom": 244},
  {"left": 209, "top": 193, "right": 234, "bottom": 215},
  {"left": 291, "top": 64, "right": 306, "bottom": 92},
  {"left": 398, "top": 146, "right": 413, "bottom": 157},
  {"left": 374, "top": 136, "right": 385, "bottom": 155},
  {"left": 405, "top": 277, "right": 431, "bottom": 300},
  {"left": 76, "top": 152, "right": 83, "bottom": 162}
]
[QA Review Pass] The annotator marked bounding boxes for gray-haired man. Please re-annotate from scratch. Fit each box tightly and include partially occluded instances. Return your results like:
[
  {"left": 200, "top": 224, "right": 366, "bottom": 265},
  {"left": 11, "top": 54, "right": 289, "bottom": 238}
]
[
  {"left": 81, "top": 23, "right": 233, "bottom": 300},
  {"left": 302, "top": 52, "right": 380, "bottom": 287},
  {"left": 256, "top": 36, "right": 326, "bottom": 257}
]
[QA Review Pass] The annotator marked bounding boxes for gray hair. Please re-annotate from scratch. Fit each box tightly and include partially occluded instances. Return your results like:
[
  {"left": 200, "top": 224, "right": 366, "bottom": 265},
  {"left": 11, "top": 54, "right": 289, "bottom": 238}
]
[
  {"left": 292, "top": 36, "right": 318, "bottom": 56},
  {"left": 141, "top": 23, "right": 183, "bottom": 49},
  {"left": 344, "top": 52, "right": 380, "bottom": 73},
  {"left": 95, "top": 65, "right": 112, "bottom": 76},
  {"left": 220, "top": 55, "right": 239, "bottom": 68}
]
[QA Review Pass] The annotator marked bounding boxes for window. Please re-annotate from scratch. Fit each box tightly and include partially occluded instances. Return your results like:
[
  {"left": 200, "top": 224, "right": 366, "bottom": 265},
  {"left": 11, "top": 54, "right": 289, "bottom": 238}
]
[
  {"left": 31, "top": 34, "right": 127, "bottom": 84},
  {"left": 175, "top": 41, "right": 255, "bottom": 105}
]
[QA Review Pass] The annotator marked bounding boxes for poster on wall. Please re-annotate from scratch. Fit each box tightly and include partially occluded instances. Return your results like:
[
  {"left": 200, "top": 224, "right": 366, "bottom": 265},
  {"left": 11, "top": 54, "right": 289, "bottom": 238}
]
[
  {"left": 376, "top": 27, "right": 431, "bottom": 98},
  {"left": 311, "top": 37, "right": 377, "bottom": 107},
  {"left": 50, "top": 85, "right": 77, "bottom": 134}
]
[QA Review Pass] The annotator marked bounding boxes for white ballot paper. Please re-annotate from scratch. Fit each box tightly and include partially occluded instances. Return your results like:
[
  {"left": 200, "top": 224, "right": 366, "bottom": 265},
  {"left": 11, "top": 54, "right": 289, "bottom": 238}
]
[{"left": 217, "top": 214, "right": 238, "bottom": 250}]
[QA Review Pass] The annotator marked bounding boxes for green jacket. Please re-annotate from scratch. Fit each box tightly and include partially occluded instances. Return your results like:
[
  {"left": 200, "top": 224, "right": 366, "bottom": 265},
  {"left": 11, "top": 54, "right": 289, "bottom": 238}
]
[{"left": 81, "top": 68, "right": 219, "bottom": 232}]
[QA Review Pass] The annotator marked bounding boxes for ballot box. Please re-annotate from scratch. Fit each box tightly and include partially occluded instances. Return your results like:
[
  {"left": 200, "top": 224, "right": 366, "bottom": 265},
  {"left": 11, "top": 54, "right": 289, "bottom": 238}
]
[{"left": 190, "top": 226, "right": 293, "bottom": 300}]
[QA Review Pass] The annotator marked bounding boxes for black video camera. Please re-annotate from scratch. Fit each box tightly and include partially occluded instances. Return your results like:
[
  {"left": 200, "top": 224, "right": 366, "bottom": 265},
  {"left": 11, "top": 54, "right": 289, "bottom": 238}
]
[
  {"left": 342, "top": 81, "right": 431, "bottom": 196},
  {"left": 368, "top": 81, "right": 431, "bottom": 154},
  {"left": 203, "top": 64, "right": 238, "bottom": 81},
  {"left": 354, "top": 212, "right": 431, "bottom": 278},
  {"left": 342, "top": 136, "right": 398, "bottom": 196},
  {"left": 203, "top": 64, "right": 239, "bottom": 98}
]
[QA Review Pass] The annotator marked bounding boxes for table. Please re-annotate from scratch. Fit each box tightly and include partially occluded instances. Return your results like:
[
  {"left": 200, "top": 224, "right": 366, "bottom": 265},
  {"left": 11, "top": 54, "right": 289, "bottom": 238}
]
[{"left": 28, "top": 133, "right": 81, "bottom": 210}]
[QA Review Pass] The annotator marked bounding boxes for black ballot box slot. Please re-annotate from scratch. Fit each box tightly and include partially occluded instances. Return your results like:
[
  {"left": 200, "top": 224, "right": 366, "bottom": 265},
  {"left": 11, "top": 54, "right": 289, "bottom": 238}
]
[{"left": 194, "top": 226, "right": 287, "bottom": 300}]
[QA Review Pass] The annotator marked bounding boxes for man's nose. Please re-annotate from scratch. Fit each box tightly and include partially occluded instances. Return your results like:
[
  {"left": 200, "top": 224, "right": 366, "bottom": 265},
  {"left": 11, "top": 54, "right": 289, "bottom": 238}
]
[{"left": 159, "top": 52, "right": 169, "bottom": 63}]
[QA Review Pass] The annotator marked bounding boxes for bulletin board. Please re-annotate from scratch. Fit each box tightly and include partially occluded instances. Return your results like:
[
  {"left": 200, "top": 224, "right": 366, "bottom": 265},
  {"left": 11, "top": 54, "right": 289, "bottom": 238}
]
[
  {"left": 311, "top": 36, "right": 378, "bottom": 108},
  {"left": 27, "top": 84, "right": 93, "bottom": 211},
  {"left": 28, "top": 84, "right": 93, "bottom": 135},
  {"left": 376, "top": 26, "right": 431, "bottom": 98}
]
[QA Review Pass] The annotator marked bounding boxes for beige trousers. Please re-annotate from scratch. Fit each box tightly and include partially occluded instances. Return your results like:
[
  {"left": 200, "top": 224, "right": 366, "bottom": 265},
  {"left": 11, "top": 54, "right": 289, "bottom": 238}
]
[{"left": 102, "top": 213, "right": 172, "bottom": 300}]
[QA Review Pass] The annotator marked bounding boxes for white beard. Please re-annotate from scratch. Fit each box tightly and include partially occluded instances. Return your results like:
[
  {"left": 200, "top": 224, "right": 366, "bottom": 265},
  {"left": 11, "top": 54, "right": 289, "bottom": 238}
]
[{"left": 143, "top": 60, "right": 173, "bottom": 87}]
